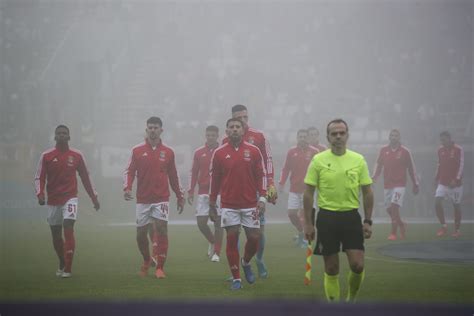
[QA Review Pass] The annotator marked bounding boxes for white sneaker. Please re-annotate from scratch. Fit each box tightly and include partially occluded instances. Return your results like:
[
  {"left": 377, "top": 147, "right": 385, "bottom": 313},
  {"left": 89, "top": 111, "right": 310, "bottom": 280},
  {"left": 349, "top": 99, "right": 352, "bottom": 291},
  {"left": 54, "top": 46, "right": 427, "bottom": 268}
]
[
  {"left": 207, "top": 243, "right": 214, "bottom": 257},
  {"left": 61, "top": 272, "right": 72, "bottom": 278},
  {"left": 55, "top": 269, "right": 64, "bottom": 277},
  {"left": 211, "top": 253, "right": 220, "bottom": 262}
]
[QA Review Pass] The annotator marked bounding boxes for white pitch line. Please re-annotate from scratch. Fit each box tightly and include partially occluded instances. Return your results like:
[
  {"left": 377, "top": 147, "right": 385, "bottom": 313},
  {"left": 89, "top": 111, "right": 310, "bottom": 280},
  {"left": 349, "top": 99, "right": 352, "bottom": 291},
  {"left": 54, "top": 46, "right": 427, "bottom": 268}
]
[{"left": 365, "top": 256, "right": 472, "bottom": 267}]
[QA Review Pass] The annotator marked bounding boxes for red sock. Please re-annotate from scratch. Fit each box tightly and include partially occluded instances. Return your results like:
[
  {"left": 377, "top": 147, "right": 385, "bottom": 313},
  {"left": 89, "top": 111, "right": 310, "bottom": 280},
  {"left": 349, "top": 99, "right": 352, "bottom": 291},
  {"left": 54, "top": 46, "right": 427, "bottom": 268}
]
[
  {"left": 63, "top": 227, "right": 75, "bottom": 273},
  {"left": 156, "top": 234, "right": 168, "bottom": 269},
  {"left": 226, "top": 231, "right": 240, "bottom": 280},
  {"left": 243, "top": 235, "right": 259, "bottom": 263}
]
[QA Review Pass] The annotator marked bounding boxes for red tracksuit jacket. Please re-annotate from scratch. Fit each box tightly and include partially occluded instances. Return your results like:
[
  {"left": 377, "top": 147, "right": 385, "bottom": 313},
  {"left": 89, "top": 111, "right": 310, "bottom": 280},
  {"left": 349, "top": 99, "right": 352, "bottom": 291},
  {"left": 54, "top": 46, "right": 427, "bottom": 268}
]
[
  {"left": 34, "top": 145, "right": 98, "bottom": 206},
  {"left": 123, "top": 140, "right": 183, "bottom": 204},
  {"left": 210, "top": 141, "right": 266, "bottom": 209}
]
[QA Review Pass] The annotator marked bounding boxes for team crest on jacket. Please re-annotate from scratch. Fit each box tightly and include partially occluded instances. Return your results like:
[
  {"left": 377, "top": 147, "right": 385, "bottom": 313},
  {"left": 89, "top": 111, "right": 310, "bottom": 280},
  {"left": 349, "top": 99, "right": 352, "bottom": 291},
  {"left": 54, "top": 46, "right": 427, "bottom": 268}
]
[
  {"left": 159, "top": 151, "right": 166, "bottom": 161},
  {"left": 243, "top": 149, "right": 251, "bottom": 161},
  {"left": 247, "top": 136, "right": 255, "bottom": 144},
  {"left": 67, "top": 156, "right": 74, "bottom": 167}
]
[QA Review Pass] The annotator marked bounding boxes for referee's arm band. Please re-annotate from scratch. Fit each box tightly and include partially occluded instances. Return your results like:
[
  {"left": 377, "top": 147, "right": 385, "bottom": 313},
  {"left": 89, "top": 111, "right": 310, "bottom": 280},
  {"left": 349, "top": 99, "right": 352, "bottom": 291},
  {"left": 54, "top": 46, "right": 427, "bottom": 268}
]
[{"left": 363, "top": 219, "right": 373, "bottom": 226}]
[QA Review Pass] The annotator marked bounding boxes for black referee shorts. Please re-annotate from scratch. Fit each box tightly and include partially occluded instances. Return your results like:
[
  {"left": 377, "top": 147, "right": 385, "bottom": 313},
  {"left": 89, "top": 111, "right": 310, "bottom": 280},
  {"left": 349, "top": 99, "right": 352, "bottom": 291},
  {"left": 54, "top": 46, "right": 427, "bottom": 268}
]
[{"left": 313, "top": 208, "right": 364, "bottom": 256}]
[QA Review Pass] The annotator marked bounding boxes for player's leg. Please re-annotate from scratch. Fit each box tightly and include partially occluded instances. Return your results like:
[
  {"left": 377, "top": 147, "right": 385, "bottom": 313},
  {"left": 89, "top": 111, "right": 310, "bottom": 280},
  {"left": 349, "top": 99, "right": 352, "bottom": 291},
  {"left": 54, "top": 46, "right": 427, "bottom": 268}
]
[
  {"left": 241, "top": 208, "right": 261, "bottom": 284},
  {"left": 197, "top": 216, "right": 215, "bottom": 254},
  {"left": 221, "top": 208, "right": 242, "bottom": 288},
  {"left": 60, "top": 198, "right": 78, "bottom": 277},
  {"left": 226, "top": 225, "right": 241, "bottom": 285},
  {"left": 288, "top": 208, "right": 304, "bottom": 245},
  {"left": 315, "top": 209, "right": 342, "bottom": 301},
  {"left": 50, "top": 225, "right": 65, "bottom": 275},
  {"left": 435, "top": 185, "right": 447, "bottom": 236},
  {"left": 393, "top": 187, "right": 406, "bottom": 239},
  {"left": 255, "top": 220, "right": 268, "bottom": 278},
  {"left": 47, "top": 205, "right": 65, "bottom": 276},
  {"left": 154, "top": 219, "right": 168, "bottom": 278},
  {"left": 342, "top": 210, "right": 366, "bottom": 302},
  {"left": 451, "top": 186, "right": 463, "bottom": 237},
  {"left": 323, "top": 254, "right": 340, "bottom": 302},
  {"left": 212, "top": 215, "right": 223, "bottom": 262},
  {"left": 345, "top": 250, "right": 365, "bottom": 302},
  {"left": 62, "top": 219, "right": 76, "bottom": 277},
  {"left": 452, "top": 203, "right": 462, "bottom": 237},
  {"left": 149, "top": 223, "right": 158, "bottom": 266},
  {"left": 136, "top": 204, "right": 152, "bottom": 276},
  {"left": 384, "top": 189, "right": 397, "bottom": 239},
  {"left": 196, "top": 195, "right": 215, "bottom": 257},
  {"left": 149, "top": 201, "right": 171, "bottom": 278}
]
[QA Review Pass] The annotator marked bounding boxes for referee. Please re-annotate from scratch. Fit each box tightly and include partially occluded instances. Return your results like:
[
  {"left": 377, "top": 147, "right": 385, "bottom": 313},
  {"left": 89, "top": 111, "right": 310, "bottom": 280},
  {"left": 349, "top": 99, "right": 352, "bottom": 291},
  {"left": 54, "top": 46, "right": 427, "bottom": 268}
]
[{"left": 303, "top": 118, "right": 374, "bottom": 302}]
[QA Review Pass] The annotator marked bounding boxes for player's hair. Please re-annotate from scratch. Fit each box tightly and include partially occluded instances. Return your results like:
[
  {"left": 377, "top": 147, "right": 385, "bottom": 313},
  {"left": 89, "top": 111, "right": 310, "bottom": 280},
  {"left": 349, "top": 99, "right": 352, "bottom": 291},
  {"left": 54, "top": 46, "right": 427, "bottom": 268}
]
[
  {"left": 231, "top": 104, "right": 247, "bottom": 113},
  {"left": 326, "top": 118, "right": 349, "bottom": 134},
  {"left": 55, "top": 125, "right": 70, "bottom": 133},
  {"left": 307, "top": 126, "right": 319, "bottom": 134},
  {"left": 297, "top": 129, "right": 308, "bottom": 136},
  {"left": 226, "top": 117, "right": 244, "bottom": 127},
  {"left": 440, "top": 130, "right": 451, "bottom": 138},
  {"left": 147, "top": 116, "right": 163, "bottom": 127},
  {"left": 390, "top": 128, "right": 400, "bottom": 134},
  {"left": 206, "top": 125, "right": 219, "bottom": 133}
]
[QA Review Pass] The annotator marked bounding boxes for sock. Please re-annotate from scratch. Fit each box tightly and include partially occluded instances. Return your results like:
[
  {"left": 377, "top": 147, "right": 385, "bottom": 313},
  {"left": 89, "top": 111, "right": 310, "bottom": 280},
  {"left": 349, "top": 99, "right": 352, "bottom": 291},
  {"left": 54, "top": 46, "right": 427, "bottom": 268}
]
[
  {"left": 226, "top": 231, "right": 240, "bottom": 280},
  {"left": 243, "top": 234, "right": 259, "bottom": 263},
  {"left": 63, "top": 227, "right": 75, "bottom": 273},
  {"left": 156, "top": 233, "right": 168, "bottom": 269},
  {"left": 346, "top": 270, "right": 365, "bottom": 302},
  {"left": 324, "top": 273, "right": 340, "bottom": 302},
  {"left": 256, "top": 232, "right": 265, "bottom": 262}
]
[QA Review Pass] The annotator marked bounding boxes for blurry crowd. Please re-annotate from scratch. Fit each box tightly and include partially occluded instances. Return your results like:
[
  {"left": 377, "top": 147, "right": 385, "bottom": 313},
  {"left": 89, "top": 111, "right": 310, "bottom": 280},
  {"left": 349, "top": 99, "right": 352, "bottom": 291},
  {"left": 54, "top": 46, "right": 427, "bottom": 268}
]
[{"left": 0, "top": 1, "right": 472, "bottom": 216}]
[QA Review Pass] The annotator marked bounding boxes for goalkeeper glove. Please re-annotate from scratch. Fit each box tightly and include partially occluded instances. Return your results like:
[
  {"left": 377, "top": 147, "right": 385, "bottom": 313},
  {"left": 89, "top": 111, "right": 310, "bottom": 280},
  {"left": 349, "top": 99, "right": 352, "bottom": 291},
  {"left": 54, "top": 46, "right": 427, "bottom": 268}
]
[{"left": 266, "top": 184, "right": 278, "bottom": 205}]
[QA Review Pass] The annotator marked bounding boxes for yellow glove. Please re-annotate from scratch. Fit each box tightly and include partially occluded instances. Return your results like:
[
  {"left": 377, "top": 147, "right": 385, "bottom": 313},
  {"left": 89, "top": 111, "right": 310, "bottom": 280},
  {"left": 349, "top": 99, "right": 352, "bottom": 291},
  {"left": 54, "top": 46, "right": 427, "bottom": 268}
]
[{"left": 266, "top": 184, "right": 278, "bottom": 205}]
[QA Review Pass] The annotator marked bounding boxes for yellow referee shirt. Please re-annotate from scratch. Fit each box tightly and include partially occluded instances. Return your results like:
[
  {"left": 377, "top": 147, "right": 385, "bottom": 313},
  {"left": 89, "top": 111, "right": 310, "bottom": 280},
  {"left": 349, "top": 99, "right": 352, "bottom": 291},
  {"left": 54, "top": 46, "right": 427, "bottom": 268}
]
[{"left": 304, "top": 149, "right": 372, "bottom": 211}]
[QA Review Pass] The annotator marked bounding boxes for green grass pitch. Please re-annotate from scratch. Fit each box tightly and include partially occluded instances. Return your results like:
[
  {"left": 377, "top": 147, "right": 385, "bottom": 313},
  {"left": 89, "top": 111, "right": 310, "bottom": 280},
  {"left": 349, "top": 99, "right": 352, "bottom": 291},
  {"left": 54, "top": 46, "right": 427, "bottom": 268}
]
[{"left": 1, "top": 219, "right": 473, "bottom": 303}]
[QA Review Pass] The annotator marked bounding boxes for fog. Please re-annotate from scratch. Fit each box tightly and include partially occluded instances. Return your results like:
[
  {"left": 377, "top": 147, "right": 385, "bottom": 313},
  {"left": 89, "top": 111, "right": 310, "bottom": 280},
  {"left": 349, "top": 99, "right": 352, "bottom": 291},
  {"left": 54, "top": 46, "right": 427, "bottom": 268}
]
[{"left": 0, "top": 0, "right": 472, "bottom": 224}]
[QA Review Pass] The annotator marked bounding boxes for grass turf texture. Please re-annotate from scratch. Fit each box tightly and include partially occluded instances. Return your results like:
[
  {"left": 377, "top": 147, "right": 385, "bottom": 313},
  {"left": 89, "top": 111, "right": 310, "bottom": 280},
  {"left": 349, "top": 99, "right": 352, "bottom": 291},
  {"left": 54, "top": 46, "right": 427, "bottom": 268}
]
[{"left": 1, "top": 219, "right": 473, "bottom": 303}]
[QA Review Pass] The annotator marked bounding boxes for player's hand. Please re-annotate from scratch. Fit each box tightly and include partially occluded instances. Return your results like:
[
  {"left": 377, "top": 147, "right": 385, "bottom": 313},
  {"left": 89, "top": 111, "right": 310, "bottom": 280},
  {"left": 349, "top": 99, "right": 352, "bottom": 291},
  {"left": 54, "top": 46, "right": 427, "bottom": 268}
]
[
  {"left": 124, "top": 190, "right": 133, "bottom": 201},
  {"left": 257, "top": 201, "right": 266, "bottom": 215},
  {"left": 37, "top": 195, "right": 45, "bottom": 206},
  {"left": 363, "top": 223, "right": 372, "bottom": 239},
  {"left": 209, "top": 204, "right": 218, "bottom": 222},
  {"left": 371, "top": 176, "right": 377, "bottom": 183},
  {"left": 266, "top": 184, "right": 278, "bottom": 205},
  {"left": 93, "top": 198, "right": 100, "bottom": 211},
  {"left": 413, "top": 185, "right": 419, "bottom": 195},
  {"left": 449, "top": 180, "right": 458, "bottom": 189},
  {"left": 304, "top": 223, "right": 315, "bottom": 242},
  {"left": 177, "top": 198, "right": 184, "bottom": 214},
  {"left": 187, "top": 194, "right": 194, "bottom": 205}
]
